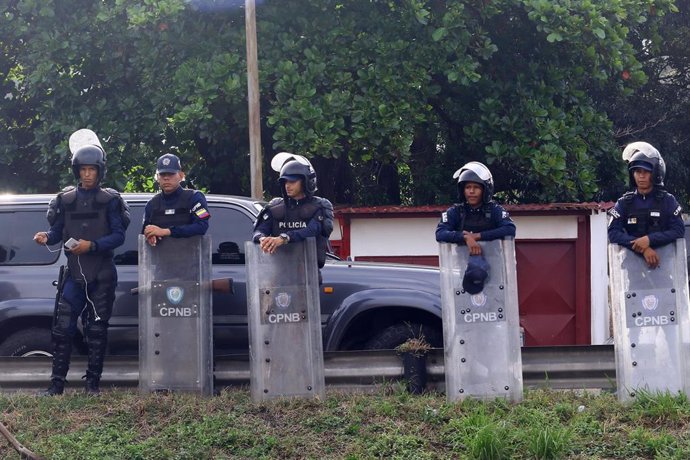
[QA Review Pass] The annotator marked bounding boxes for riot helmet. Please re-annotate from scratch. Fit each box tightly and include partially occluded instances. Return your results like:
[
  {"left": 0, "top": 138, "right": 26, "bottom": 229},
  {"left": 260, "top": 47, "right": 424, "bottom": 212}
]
[
  {"left": 622, "top": 142, "right": 665, "bottom": 188},
  {"left": 71, "top": 144, "right": 106, "bottom": 183},
  {"left": 452, "top": 161, "right": 494, "bottom": 203},
  {"left": 271, "top": 152, "right": 317, "bottom": 197}
]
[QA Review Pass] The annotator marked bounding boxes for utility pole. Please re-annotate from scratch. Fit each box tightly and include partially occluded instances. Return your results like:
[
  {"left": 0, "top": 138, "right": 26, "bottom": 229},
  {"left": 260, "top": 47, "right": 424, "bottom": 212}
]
[{"left": 245, "top": 0, "right": 263, "bottom": 199}]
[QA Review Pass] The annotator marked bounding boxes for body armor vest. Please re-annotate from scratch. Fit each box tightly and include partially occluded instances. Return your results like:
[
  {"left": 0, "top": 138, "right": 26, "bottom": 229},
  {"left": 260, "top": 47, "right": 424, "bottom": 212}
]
[
  {"left": 269, "top": 198, "right": 328, "bottom": 267},
  {"left": 61, "top": 188, "right": 114, "bottom": 283},
  {"left": 148, "top": 189, "right": 195, "bottom": 228},
  {"left": 457, "top": 204, "right": 495, "bottom": 233},
  {"left": 621, "top": 191, "right": 665, "bottom": 237}
]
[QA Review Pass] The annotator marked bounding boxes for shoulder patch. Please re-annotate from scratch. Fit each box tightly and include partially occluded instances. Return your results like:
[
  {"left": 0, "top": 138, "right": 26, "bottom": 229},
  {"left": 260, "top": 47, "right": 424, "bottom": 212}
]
[
  {"left": 609, "top": 208, "right": 620, "bottom": 219},
  {"left": 674, "top": 205, "right": 682, "bottom": 216},
  {"left": 441, "top": 212, "right": 448, "bottom": 223}
]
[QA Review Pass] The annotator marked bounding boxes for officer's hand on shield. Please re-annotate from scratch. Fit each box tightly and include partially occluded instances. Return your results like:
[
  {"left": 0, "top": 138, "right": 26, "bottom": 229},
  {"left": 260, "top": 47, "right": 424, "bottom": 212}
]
[
  {"left": 463, "top": 231, "right": 482, "bottom": 255},
  {"left": 259, "top": 236, "right": 286, "bottom": 254},
  {"left": 642, "top": 247, "right": 660, "bottom": 269},
  {"left": 144, "top": 224, "right": 171, "bottom": 246},
  {"left": 631, "top": 235, "right": 651, "bottom": 253}
]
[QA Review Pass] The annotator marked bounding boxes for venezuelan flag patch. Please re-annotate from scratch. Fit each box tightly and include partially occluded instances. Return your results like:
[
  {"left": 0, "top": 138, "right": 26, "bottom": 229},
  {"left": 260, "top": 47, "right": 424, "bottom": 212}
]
[{"left": 195, "top": 207, "right": 210, "bottom": 219}]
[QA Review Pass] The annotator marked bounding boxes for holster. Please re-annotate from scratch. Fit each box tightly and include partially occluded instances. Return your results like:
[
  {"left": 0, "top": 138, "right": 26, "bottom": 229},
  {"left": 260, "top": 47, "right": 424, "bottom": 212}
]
[{"left": 52, "top": 265, "right": 67, "bottom": 328}]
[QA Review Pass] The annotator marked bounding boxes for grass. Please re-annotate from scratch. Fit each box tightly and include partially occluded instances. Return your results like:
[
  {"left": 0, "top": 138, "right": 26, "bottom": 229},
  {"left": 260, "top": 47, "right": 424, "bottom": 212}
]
[{"left": 2, "top": 386, "right": 690, "bottom": 459}]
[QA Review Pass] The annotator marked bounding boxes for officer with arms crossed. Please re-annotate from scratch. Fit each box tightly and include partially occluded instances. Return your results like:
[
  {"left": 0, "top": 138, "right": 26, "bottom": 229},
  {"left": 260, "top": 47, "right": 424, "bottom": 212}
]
[
  {"left": 142, "top": 153, "right": 210, "bottom": 245},
  {"left": 608, "top": 142, "right": 684, "bottom": 269},
  {"left": 252, "top": 152, "right": 334, "bottom": 272},
  {"left": 33, "top": 141, "right": 129, "bottom": 395},
  {"left": 436, "top": 161, "right": 515, "bottom": 251}
]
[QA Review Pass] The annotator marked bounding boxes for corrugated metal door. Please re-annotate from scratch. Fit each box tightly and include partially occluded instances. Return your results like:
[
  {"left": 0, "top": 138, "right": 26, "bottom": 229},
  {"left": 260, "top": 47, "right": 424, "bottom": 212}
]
[{"left": 516, "top": 235, "right": 590, "bottom": 345}]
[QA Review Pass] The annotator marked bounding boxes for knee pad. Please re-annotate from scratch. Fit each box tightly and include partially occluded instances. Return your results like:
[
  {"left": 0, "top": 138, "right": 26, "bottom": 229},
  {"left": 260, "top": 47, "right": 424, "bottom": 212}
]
[
  {"left": 90, "top": 267, "right": 116, "bottom": 321},
  {"left": 90, "top": 290, "right": 114, "bottom": 322},
  {"left": 53, "top": 298, "right": 75, "bottom": 336},
  {"left": 51, "top": 329, "right": 71, "bottom": 345},
  {"left": 85, "top": 320, "right": 108, "bottom": 341}
]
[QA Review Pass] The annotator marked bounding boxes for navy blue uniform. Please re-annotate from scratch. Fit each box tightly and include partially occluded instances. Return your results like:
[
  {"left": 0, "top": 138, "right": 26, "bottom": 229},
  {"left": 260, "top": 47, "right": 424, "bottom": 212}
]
[
  {"left": 142, "top": 186, "right": 210, "bottom": 237},
  {"left": 45, "top": 186, "right": 128, "bottom": 382},
  {"left": 253, "top": 197, "right": 331, "bottom": 243},
  {"left": 608, "top": 189, "right": 684, "bottom": 248},
  {"left": 436, "top": 202, "right": 515, "bottom": 244},
  {"left": 46, "top": 188, "right": 126, "bottom": 253},
  {"left": 253, "top": 196, "right": 334, "bottom": 268}
]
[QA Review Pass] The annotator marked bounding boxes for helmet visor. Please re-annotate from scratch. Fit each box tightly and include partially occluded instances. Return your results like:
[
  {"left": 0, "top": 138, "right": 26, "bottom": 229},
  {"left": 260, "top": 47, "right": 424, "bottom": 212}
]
[
  {"left": 453, "top": 161, "right": 492, "bottom": 182},
  {"left": 622, "top": 142, "right": 661, "bottom": 163},
  {"left": 69, "top": 129, "right": 104, "bottom": 157},
  {"left": 271, "top": 152, "right": 311, "bottom": 172}
]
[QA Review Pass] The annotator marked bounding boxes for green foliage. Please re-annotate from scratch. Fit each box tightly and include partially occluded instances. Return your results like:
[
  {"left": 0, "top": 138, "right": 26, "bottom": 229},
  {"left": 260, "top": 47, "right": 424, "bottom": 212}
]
[
  {"left": 630, "top": 389, "right": 690, "bottom": 424},
  {"left": 605, "top": 0, "right": 690, "bottom": 204},
  {"left": 3, "top": 388, "right": 690, "bottom": 458},
  {"left": 1, "top": 0, "right": 685, "bottom": 205},
  {"left": 468, "top": 422, "right": 511, "bottom": 460},
  {"left": 527, "top": 425, "right": 572, "bottom": 459}
]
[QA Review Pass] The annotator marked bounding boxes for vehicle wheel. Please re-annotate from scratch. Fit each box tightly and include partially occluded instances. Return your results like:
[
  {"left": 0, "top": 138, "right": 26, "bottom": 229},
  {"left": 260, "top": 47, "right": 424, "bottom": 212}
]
[
  {"left": 364, "top": 322, "right": 442, "bottom": 350},
  {"left": 0, "top": 328, "right": 53, "bottom": 357}
]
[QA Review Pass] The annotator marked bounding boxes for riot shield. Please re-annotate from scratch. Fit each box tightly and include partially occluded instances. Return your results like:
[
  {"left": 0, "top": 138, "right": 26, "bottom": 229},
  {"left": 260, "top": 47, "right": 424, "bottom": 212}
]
[
  {"left": 245, "top": 237, "right": 324, "bottom": 402},
  {"left": 439, "top": 238, "right": 523, "bottom": 402},
  {"left": 138, "top": 235, "right": 213, "bottom": 395},
  {"left": 609, "top": 240, "right": 690, "bottom": 402}
]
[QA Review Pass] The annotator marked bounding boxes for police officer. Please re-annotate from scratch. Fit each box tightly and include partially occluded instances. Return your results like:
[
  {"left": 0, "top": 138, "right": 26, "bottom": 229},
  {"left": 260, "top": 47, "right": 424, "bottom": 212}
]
[
  {"left": 608, "top": 142, "right": 684, "bottom": 269},
  {"left": 33, "top": 141, "right": 129, "bottom": 395},
  {"left": 142, "top": 153, "right": 210, "bottom": 245},
  {"left": 436, "top": 161, "right": 515, "bottom": 253},
  {"left": 252, "top": 152, "right": 334, "bottom": 270}
]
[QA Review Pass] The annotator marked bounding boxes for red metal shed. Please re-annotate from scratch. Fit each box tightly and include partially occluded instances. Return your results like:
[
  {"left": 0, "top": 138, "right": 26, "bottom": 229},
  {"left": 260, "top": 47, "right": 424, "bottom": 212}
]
[{"left": 331, "top": 203, "right": 612, "bottom": 346}]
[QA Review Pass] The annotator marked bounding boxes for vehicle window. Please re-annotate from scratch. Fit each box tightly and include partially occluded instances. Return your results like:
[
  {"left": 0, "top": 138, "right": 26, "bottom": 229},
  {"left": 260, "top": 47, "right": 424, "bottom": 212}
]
[
  {"left": 209, "top": 207, "right": 254, "bottom": 265},
  {"left": 0, "top": 210, "right": 61, "bottom": 265},
  {"left": 113, "top": 204, "right": 254, "bottom": 265},
  {"left": 114, "top": 205, "right": 145, "bottom": 265}
]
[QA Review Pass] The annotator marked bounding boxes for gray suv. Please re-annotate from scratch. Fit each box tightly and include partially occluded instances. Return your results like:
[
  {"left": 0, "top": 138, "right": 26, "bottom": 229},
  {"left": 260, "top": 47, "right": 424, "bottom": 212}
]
[{"left": 0, "top": 193, "right": 443, "bottom": 356}]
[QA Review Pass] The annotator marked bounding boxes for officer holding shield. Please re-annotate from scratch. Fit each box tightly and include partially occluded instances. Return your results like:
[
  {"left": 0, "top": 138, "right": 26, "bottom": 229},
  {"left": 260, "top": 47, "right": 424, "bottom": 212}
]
[
  {"left": 436, "top": 161, "right": 522, "bottom": 401},
  {"left": 247, "top": 153, "right": 330, "bottom": 400},
  {"left": 252, "top": 152, "right": 334, "bottom": 270},
  {"left": 608, "top": 142, "right": 684, "bottom": 269},
  {"left": 435, "top": 161, "right": 515, "bottom": 253},
  {"left": 33, "top": 133, "right": 129, "bottom": 395},
  {"left": 138, "top": 153, "right": 214, "bottom": 395},
  {"left": 142, "top": 153, "right": 210, "bottom": 245}
]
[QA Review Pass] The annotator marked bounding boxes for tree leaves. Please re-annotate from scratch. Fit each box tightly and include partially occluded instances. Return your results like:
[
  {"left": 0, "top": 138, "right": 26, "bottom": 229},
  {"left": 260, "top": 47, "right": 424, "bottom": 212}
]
[{"left": 0, "top": 0, "right": 684, "bottom": 204}]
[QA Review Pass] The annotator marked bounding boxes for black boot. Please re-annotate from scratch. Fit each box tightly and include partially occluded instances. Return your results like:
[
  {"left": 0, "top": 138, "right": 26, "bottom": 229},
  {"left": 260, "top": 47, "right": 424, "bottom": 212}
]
[
  {"left": 42, "top": 378, "right": 65, "bottom": 396},
  {"left": 83, "top": 371, "right": 101, "bottom": 396}
]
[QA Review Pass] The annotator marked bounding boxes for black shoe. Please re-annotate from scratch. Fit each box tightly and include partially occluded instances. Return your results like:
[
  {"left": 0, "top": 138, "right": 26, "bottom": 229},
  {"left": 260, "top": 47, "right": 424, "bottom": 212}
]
[
  {"left": 42, "top": 378, "right": 65, "bottom": 396},
  {"left": 83, "top": 373, "right": 100, "bottom": 396}
]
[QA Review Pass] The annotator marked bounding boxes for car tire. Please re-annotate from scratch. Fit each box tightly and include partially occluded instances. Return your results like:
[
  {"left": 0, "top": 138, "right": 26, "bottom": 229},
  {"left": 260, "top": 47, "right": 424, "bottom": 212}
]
[
  {"left": 0, "top": 328, "right": 53, "bottom": 357},
  {"left": 364, "top": 322, "right": 442, "bottom": 350}
]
